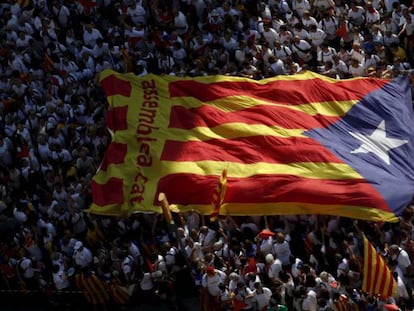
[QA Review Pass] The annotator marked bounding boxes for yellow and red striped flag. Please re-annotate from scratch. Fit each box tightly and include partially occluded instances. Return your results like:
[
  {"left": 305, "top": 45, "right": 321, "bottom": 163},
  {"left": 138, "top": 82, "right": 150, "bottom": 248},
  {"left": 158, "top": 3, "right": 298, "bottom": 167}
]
[
  {"left": 88, "top": 70, "right": 414, "bottom": 220},
  {"left": 210, "top": 168, "right": 227, "bottom": 221},
  {"left": 362, "top": 234, "right": 397, "bottom": 298}
]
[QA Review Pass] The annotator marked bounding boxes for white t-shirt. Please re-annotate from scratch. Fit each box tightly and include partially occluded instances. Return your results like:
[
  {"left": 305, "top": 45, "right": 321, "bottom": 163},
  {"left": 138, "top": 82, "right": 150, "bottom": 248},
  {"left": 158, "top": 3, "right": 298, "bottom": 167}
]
[
  {"left": 202, "top": 270, "right": 227, "bottom": 296},
  {"left": 253, "top": 287, "right": 272, "bottom": 310}
]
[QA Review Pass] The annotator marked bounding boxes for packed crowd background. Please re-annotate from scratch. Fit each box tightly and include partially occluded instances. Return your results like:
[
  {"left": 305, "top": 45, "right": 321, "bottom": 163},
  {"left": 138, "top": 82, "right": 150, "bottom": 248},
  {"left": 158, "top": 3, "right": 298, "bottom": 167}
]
[{"left": 1, "top": 0, "right": 414, "bottom": 310}]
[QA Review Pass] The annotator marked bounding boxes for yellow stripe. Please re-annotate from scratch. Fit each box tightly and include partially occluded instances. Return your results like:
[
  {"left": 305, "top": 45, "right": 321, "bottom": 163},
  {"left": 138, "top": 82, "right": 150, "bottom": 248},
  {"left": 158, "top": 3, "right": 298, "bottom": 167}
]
[
  {"left": 171, "top": 95, "right": 358, "bottom": 117},
  {"left": 106, "top": 93, "right": 358, "bottom": 117},
  {"left": 175, "top": 203, "right": 399, "bottom": 223},
  {"left": 159, "top": 161, "right": 363, "bottom": 180},
  {"left": 167, "top": 123, "right": 306, "bottom": 141},
  {"left": 87, "top": 202, "right": 399, "bottom": 223},
  {"left": 99, "top": 69, "right": 378, "bottom": 85},
  {"left": 362, "top": 235, "right": 369, "bottom": 292}
]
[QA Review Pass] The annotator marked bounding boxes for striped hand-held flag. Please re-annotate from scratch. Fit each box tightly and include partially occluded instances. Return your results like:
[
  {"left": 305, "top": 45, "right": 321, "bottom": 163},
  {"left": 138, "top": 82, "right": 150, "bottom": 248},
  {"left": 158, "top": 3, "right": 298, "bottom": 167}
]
[
  {"left": 210, "top": 168, "right": 227, "bottom": 221},
  {"left": 362, "top": 234, "right": 397, "bottom": 298},
  {"left": 89, "top": 70, "right": 414, "bottom": 220}
]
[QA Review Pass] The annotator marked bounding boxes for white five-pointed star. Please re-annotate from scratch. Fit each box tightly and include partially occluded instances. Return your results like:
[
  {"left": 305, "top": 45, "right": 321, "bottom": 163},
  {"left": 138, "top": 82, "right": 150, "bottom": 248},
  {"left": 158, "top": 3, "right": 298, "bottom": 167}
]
[{"left": 349, "top": 120, "right": 408, "bottom": 165}]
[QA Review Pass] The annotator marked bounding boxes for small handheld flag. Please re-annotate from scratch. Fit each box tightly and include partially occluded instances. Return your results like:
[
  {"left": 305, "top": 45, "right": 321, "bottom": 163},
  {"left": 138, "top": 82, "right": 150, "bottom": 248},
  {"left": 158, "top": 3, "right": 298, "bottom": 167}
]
[
  {"left": 362, "top": 234, "right": 397, "bottom": 298},
  {"left": 210, "top": 168, "right": 227, "bottom": 221}
]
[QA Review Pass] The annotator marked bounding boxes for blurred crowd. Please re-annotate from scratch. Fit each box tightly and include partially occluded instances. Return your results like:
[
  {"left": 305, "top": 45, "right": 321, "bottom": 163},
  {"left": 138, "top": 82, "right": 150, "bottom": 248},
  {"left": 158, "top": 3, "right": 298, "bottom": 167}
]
[{"left": 1, "top": 0, "right": 414, "bottom": 310}]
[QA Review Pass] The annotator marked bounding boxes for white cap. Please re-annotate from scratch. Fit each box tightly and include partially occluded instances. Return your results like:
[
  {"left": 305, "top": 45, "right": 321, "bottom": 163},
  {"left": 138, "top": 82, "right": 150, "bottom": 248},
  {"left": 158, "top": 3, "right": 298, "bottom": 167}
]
[
  {"left": 151, "top": 270, "right": 163, "bottom": 278},
  {"left": 265, "top": 253, "right": 274, "bottom": 263},
  {"left": 74, "top": 241, "right": 83, "bottom": 251}
]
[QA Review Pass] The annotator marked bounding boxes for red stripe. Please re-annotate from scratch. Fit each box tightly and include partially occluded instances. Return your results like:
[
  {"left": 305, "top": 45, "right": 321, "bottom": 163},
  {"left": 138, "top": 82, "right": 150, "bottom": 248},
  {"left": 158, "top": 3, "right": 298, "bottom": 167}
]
[
  {"left": 92, "top": 178, "right": 124, "bottom": 206},
  {"left": 101, "top": 75, "right": 132, "bottom": 97},
  {"left": 169, "top": 105, "right": 340, "bottom": 130},
  {"left": 366, "top": 243, "right": 374, "bottom": 293},
  {"left": 377, "top": 252, "right": 388, "bottom": 296},
  {"left": 373, "top": 251, "right": 381, "bottom": 294},
  {"left": 161, "top": 136, "right": 343, "bottom": 164},
  {"left": 156, "top": 174, "right": 388, "bottom": 210},
  {"left": 100, "top": 142, "right": 128, "bottom": 171},
  {"left": 169, "top": 78, "right": 388, "bottom": 104},
  {"left": 106, "top": 106, "right": 128, "bottom": 131}
]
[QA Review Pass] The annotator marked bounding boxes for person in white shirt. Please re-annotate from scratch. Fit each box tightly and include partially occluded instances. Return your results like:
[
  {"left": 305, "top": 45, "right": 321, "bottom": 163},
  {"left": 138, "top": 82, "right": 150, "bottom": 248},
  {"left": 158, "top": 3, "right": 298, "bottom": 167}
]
[
  {"left": 265, "top": 253, "right": 283, "bottom": 284},
  {"left": 82, "top": 23, "right": 103, "bottom": 48},
  {"left": 262, "top": 22, "right": 279, "bottom": 48},
  {"left": 233, "top": 280, "right": 256, "bottom": 310},
  {"left": 292, "top": 23, "right": 309, "bottom": 40},
  {"left": 317, "top": 43, "right": 337, "bottom": 65},
  {"left": 332, "top": 54, "right": 349, "bottom": 78},
  {"left": 276, "top": 25, "right": 293, "bottom": 46},
  {"left": 53, "top": 1, "right": 71, "bottom": 29},
  {"left": 185, "top": 237, "right": 204, "bottom": 262},
  {"left": 347, "top": 2, "right": 365, "bottom": 28},
  {"left": 302, "top": 289, "right": 318, "bottom": 311},
  {"left": 201, "top": 266, "right": 227, "bottom": 310},
  {"left": 318, "top": 13, "right": 339, "bottom": 48},
  {"left": 172, "top": 8, "right": 188, "bottom": 36},
  {"left": 126, "top": 1, "right": 146, "bottom": 25},
  {"left": 92, "top": 38, "right": 110, "bottom": 59},
  {"left": 362, "top": 51, "right": 380, "bottom": 69},
  {"left": 348, "top": 57, "right": 366, "bottom": 76},
  {"left": 268, "top": 55, "right": 286, "bottom": 76},
  {"left": 252, "top": 282, "right": 272, "bottom": 311},
  {"left": 308, "top": 24, "right": 327, "bottom": 49},
  {"left": 388, "top": 244, "right": 412, "bottom": 283},
  {"left": 73, "top": 241, "right": 93, "bottom": 268},
  {"left": 199, "top": 226, "right": 217, "bottom": 253},
  {"left": 52, "top": 264, "right": 70, "bottom": 291},
  {"left": 121, "top": 253, "right": 136, "bottom": 284},
  {"left": 273, "top": 232, "right": 292, "bottom": 267},
  {"left": 302, "top": 11, "right": 318, "bottom": 30},
  {"left": 285, "top": 11, "right": 300, "bottom": 28},
  {"left": 291, "top": 0, "right": 311, "bottom": 18},
  {"left": 291, "top": 35, "right": 313, "bottom": 65},
  {"left": 365, "top": 2, "right": 380, "bottom": 26},
  {"left": 220, "top": 31, "right": 238, "bottom": 55},
  {"left": 273, "top": 40, "right": 292, "bottom": 61}
]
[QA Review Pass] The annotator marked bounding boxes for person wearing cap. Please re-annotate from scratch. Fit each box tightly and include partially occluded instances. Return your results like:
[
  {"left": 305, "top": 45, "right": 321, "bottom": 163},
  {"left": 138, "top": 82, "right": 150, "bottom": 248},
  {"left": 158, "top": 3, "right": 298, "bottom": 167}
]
[
  {"left": 73, "top": 241, "right": 93, "bottom": 268},
  {"left": 201, "top": 266, "right": 227, "bottom": 311},
  {"left": 301, "top": 11, "right": 318, "bottom": 30}
]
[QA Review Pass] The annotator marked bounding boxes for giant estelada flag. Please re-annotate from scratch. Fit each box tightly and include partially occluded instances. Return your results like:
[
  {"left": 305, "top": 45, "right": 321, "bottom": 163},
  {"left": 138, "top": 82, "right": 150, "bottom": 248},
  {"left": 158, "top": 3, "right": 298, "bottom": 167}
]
[{"left": 89, "top": 69, "right": 414, "bottom": 221}]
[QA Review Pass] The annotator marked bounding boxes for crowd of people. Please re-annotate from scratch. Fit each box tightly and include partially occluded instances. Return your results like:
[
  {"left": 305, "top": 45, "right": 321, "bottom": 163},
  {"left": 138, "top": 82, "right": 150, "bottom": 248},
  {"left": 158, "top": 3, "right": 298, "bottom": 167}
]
[{"left": 1, "top": 0, "right": 414, "bottom": 310}]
